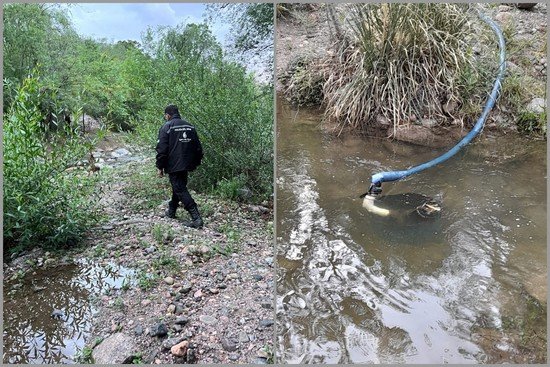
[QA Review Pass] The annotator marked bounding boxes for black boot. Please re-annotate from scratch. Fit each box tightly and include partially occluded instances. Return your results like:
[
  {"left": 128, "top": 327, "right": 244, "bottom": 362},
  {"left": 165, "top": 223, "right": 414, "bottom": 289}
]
[
  {"left": 183, "top": 205, "right": 203, "bottom": 228},
  {"left": 166, "top": 205, "right": 177, "bottom": 219}
]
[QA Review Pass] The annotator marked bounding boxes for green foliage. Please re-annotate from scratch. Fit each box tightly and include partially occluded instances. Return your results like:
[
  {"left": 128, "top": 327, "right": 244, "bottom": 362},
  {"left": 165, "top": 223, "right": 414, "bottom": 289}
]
[
  {"left": 136, "top": 23, "right": 273, "bottom": 203},
  {"left": 210, "top": 242, "right": 239, "bottom": 256},
  {"left": 215, "top": 175, "right": 248, "bottom": 201},
  {"left": 3, "top": 3, "right": 273, "bottom": 248},
  {"left": 218, "top": 221, "right": 241, "bottom": 245},
  {"left": 517, "top": 111, "right": 547, "bottom": 137},
  {"left": 152, "top": 224, "right": 174, "bottom": 245},
  {"left": 137, "top": 271, "right": 157, "bottom": 291},
  {"left": 132, "top": 353, "right": 143, "bottom": 364},
  {"left": 75, "top": 346, "right": 94, "bottom": 364},
  {"left": 3, "top": 73, "right": 101, "bottom": 253},
  {"left": 152, "top": 250, "right": 181, "bottom": 274}
]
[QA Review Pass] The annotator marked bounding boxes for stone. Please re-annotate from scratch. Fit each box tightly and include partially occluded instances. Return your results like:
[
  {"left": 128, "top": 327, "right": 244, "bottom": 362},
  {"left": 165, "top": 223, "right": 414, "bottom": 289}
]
[
  {"left": 111, "top": 148, "right": 131, "bottom": 158},
  {"left": 221, "top": 337, "right": 238, "bottom": 352},
  {"left": 92, "top": 333, "right": 139, "bottom": 364},
  {"left": 167, "top": 305, "right": 176, "bottom": 314},
  {"left": 44, "top": 258, "right": 55, "bottom": 266},
  {"left": 199, "top": 315, "right": 217, "bottom": 325},
  {"left": 170, "top": 340, "right": 189, "bottom": 357},
  {"left": 238, "top": 332, "right": 249, "bottom": 343},
  {"left": 228, "top": 353, "right": 240, "bottom": 361},
  {"left": 252, "top": 274, "right": 264, "bottom": 281},
  {"left": 259, "top": 319, "right": 274, "bottom": 328},
  {"left": 174, "top": 304, "right": 185, "bottom": 315},
  {"left": 526, "top": 98, "right": 546, "bottom": 114},
  {"left": 186, "top": 348, "right": 197, "bottom": 363},
  {"left": 150, "top": 323, "right": 168, "bottom": 337},
  {"left": 257, "top": 349, "right": 269, "bottom": 358},
  {"left": 523, "top": 273, "right": 547, "bottom": 304},
  {"left": 227, "top": 273, "right": 239, "bottom": 280},
  {"left": 162, "top": 337, "right": 181, "bottom": 350},
  {"left": 164, "top": 277, "right": 174, "bottom": 285},
  {"left": 260, "top": 298, "right": 273, "bottom": 309},
  {"left": 180, "top": 284, "right": 192, "bottom": 294},
  {"left": 141, "top": 299, "right": 152, "bottom": 307},
  {"left": 420, "top": 118, "right": 438, "bottom": 128},
  {"left": 134, "top": 325, "right": 144, "bottom": 335},
  {"left": 175, "top": 316, "right": 189, "bottom": 325}
]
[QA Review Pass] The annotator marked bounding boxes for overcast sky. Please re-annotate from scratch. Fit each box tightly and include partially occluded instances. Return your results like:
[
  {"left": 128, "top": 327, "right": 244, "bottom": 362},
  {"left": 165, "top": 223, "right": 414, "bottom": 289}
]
[{"left": 63, "top": 3, "right": 230, "bottom": 45}]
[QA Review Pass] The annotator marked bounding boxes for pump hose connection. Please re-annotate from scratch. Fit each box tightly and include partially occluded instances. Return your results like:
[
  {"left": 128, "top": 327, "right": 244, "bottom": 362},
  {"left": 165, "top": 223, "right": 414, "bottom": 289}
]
[{"left": 366, "top": 11, "right": 506, "bottom": 197}]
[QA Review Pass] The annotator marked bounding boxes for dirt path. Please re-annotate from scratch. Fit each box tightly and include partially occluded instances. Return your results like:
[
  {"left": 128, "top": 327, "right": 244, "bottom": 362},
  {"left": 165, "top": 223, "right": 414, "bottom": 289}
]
[{"left": 3, "top": 135, "right": 275, "bottom": 364}]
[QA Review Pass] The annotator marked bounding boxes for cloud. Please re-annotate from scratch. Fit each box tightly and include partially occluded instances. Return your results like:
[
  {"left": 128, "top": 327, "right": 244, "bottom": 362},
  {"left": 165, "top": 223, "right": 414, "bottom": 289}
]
[{"left": 65, "top": 3, "right": 217, "bottom": 43}]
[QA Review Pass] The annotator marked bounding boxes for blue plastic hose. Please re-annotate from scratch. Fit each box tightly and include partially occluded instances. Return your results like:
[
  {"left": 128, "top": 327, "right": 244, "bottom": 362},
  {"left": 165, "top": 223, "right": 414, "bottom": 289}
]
[{"left": 370, "top": 11, "right": 506, "bottom": 190}]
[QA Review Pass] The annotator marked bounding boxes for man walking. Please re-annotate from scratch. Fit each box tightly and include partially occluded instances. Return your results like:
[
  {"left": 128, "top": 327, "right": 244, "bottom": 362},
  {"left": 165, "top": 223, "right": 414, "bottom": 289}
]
[{"left": 156, "top": 104, "right": 204, "bottom": 228}]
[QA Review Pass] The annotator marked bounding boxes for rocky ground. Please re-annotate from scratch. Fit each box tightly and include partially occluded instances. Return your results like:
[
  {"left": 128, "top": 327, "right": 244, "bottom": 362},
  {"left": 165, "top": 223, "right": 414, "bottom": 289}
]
[
  {"left": 276, "top": 3, "right": 547, "bottom": 143},
  {"left": 3, "top": 133, "right": 275, "bottom": 364}
]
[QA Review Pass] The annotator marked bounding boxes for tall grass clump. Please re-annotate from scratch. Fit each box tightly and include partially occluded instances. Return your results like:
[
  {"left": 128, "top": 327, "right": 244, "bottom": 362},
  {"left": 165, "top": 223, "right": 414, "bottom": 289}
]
[
  {"left": 3, "top": 73, "right": 101, "bottom": 254},
  {"left": 321, "top": 3, "right": 478, "bottom": 132}
]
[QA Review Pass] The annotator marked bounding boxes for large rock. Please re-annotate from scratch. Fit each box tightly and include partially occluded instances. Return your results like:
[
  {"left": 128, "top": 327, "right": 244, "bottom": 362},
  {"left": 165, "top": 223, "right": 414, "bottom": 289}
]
[
  {"left": 171, "top": 340, "right": 189, "bottom": 357},
  {"left": 526, "top": 98, "right": 546, "bottom": 114},
  {"left": 514, "top": 3, "right": 537, "bottom": 10},
  {"left": 92, "top": 333, "right": 139, "bottom": 364}
]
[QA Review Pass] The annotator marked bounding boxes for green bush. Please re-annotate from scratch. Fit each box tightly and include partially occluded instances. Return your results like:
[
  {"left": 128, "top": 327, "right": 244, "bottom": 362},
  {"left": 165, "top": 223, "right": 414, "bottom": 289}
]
[
  {"left": 2, "top": 74, "right": 100, "bottom": 253},
  {"left": 133, "top": 23, "right": 273, "bottom": 203}
]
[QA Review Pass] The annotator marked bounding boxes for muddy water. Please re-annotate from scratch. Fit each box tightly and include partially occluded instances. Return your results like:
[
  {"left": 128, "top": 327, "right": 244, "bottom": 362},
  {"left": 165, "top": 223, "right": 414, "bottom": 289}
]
[
  {"left": 276, "top": 98, "right": 547, "bottom": 363},
  {"left": 3, "top": 260, "right": 133, "bottom": 364}
]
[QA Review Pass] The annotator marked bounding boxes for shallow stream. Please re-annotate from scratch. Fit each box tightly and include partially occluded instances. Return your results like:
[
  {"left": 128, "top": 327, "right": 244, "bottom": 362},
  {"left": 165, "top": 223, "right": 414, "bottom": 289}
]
[{"left": 276, "top": 98, "right": 547, "bottom": 363}]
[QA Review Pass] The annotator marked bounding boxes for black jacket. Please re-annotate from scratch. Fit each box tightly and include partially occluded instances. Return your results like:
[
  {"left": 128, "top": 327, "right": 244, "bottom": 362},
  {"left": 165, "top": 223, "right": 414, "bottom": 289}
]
[{"left": 156, "top": 115, "right": 203, "bottom": 174}]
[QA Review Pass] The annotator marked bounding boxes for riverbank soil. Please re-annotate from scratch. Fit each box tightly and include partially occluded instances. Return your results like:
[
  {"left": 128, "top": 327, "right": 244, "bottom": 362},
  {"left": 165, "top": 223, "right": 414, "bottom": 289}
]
[
  {"left": 3, "top": 131, "right": 275, "bottom": 364},
  {"left": 276, "top": 3, "right": 547, "bottom": 144}
]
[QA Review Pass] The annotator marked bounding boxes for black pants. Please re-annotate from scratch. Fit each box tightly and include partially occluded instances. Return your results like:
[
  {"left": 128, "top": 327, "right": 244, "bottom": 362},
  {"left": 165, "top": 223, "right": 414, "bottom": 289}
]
[{"left": 168, "top": 171, "right": 196, "bottom": 211}]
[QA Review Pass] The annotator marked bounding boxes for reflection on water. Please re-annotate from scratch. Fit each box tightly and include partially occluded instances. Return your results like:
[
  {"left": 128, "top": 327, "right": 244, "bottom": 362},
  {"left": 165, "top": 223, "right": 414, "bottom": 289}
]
[
  {"left": 3, "top": 259, "right": 133, "bottom": 364},
  {"left": 276, "top": 97, "right": 547, "bottom": 363}
]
